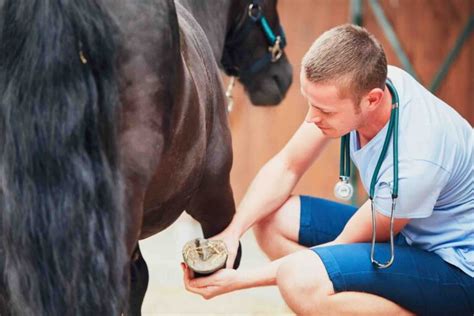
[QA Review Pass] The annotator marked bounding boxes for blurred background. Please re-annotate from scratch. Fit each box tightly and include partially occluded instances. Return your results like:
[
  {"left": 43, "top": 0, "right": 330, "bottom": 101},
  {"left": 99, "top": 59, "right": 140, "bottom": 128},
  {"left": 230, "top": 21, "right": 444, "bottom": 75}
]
[{"left": 142, "top": 0, "right": 473, "bottom": 314}]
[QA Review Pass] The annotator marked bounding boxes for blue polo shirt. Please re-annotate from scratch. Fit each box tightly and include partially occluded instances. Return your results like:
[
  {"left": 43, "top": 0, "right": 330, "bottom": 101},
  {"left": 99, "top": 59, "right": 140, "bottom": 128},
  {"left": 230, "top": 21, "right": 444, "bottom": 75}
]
[{"left": 350, "top": 66, "right": 473, "bottom": 277}]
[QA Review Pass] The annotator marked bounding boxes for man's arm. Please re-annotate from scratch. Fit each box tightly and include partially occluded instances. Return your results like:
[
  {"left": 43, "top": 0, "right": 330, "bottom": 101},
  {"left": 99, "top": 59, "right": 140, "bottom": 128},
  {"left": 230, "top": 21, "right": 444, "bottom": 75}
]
[
  {"left": 181, "top": 238, "right": 335, "bottom": 299},
  {"left": 183, "top": 202, "right": 409, "bottom": 299},
  {"left": 182, "top": 256, "right": 282, "bottom": 299},
  {"left": 183, "top": 238, "right": 340, "bottom": 299},
  {"left": 334, "top": 200, "right": 410, "bottom": 244},
  {"left": 224, "top": 122, "right": 331, "bottom": 239}
]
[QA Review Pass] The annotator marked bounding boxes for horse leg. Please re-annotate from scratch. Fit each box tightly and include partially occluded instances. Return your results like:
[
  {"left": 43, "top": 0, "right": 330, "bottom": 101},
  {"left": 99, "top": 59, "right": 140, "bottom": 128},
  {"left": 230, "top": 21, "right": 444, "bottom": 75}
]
[
  {"left": 121, "top": 173, "right": 151, "bottom": 316},
  {"left": 0, "top": 248, "right": 10, "bottom": 316},
  {"left": 0, "top": 287, "right": 9, "bottom": 316},
  {"left": 187, "top": 172, "right": 242, "bottom": 269},
  {"left": 0, "top": 297, "right": 8, "bottom": 316},
  {"left": 127, "top": 245, "right": 149, "bottom": 316}
]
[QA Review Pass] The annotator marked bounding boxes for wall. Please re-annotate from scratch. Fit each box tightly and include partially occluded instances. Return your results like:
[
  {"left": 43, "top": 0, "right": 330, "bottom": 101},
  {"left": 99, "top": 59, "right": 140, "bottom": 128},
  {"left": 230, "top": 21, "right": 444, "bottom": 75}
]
[{"left": 229, "top": 0, "right": 473, "bottom": 205}]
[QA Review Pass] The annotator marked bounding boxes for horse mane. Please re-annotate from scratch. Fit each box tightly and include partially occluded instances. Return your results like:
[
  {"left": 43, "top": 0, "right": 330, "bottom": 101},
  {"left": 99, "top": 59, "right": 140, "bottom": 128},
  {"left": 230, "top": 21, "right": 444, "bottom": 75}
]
[{"left": 0, "top": 1, "right": 127, "bottom": 314}]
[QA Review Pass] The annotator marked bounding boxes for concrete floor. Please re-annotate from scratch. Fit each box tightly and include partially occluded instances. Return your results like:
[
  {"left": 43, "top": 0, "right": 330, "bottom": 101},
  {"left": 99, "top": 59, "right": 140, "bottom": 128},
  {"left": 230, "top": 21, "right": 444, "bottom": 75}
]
[{"left": 140, "top": 214, "right": 293, "bottom": 315}]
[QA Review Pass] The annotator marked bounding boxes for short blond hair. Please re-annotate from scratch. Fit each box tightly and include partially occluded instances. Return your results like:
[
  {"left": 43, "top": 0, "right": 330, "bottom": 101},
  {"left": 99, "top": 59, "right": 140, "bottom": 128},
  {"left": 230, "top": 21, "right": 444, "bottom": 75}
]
[{"left": 302, "top": 24, "right": 387, "bottom": 103}]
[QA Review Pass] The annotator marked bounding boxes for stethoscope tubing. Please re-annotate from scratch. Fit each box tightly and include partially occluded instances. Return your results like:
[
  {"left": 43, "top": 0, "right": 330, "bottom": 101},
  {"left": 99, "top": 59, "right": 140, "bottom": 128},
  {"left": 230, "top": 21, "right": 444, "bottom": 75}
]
[{"left": 336, "top": 79, "right": 400, "bottom": 269}]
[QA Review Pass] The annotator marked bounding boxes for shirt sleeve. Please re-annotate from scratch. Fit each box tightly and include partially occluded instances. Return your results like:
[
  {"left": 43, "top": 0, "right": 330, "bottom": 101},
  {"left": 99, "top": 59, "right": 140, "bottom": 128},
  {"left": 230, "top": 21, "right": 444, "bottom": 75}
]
[{"left": 372, "top": 159, "right": 451, "bottom": 219}]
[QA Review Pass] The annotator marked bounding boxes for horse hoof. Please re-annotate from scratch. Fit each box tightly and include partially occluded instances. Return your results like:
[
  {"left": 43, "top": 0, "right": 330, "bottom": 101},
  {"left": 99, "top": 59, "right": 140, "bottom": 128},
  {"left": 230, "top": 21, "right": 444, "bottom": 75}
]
[{"left": 182, "top": 238, "right": 228, "bottom": 276}]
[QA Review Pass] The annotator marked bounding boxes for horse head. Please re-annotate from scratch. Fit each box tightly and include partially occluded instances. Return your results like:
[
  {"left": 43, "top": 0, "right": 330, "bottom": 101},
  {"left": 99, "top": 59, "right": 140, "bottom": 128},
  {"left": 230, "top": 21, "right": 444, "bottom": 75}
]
[{"left": 222, "top": 0, "right": 292, "bottom": 105}]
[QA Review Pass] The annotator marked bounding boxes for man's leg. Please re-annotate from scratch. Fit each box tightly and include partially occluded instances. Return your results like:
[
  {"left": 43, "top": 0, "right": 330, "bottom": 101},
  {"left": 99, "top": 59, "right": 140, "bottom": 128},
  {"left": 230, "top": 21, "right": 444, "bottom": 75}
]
[
  {"left": 253, "top": 195, "right": 305, "bottom": 260},
  {"left": 253, "top": 195, "right": 358, "bottom": 260},
  {"left": 276, "top": 250, "right": 414, "bottom": 315}
]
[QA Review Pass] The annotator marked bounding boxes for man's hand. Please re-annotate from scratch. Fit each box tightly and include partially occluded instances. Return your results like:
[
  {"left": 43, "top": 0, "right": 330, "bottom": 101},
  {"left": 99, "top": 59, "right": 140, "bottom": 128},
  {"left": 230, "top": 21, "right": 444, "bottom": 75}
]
[
  {"left": 210, "top": 231, "right": 240, "bottom": 269},
  {"left": 181, "top": 263, "right": 239, "bottom": 299}
]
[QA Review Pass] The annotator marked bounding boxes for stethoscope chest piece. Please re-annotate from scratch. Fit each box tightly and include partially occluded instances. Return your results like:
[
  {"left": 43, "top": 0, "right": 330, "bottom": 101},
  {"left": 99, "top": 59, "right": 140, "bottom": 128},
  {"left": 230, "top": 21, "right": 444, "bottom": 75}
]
[{"left": 334, "top": 177, "right": 353, "bottom": 200}]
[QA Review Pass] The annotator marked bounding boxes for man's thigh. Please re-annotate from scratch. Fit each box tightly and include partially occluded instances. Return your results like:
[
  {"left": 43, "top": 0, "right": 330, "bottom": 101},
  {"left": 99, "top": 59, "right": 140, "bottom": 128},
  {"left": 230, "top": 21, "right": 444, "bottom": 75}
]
[
  {"left": 298, "top": 195, "right": 357, "bottom": 247},
  {"left": 311, "top": 243, "right": 474, "bottom": 315}
]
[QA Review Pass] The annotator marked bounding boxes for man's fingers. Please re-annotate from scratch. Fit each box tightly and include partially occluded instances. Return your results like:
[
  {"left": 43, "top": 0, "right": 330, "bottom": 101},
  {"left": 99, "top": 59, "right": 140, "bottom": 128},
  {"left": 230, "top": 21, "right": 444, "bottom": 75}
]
[
  {"left": 182, "top": 263, "right": 213, "bottom": 288},
  {"left": 182, "top": 264, "right": 202, "bottom": 291},
  {"left": 182, "top": 263, "right": 199, "bottom": 288},
  {"left": 226, "top": 252, "right": 236, "bottom": 269},
  {"left": 186, "top": 283, "right": 210, "bottom": 297},
  {"left": 189, "top": 274, "right": 215, "bottom": 288},
  {"left": 182, "top": 263, "right": 191, "bottom": 284},
  {"left": 181, "top": 263, "right": 217, "bottom": 298}
]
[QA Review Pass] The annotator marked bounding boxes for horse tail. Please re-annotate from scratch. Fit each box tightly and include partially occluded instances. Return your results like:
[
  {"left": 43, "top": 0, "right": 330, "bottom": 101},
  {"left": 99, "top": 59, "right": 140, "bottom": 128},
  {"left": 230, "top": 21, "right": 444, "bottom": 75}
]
[{"left": 0, "top": 1, "right": 127, "bottom": 315}]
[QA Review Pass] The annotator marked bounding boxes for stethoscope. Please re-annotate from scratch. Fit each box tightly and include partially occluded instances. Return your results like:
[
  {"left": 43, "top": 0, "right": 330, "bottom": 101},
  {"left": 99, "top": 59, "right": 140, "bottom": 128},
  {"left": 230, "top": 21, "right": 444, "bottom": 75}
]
[{"left": 334, "top": 79, "right": 399, "bottom": 269}]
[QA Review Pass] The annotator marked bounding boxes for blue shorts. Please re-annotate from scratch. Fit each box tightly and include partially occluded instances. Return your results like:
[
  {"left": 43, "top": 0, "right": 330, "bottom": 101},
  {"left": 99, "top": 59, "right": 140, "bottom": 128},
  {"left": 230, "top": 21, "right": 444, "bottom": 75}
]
[{"left": 298, "top": 195, "right": 474, "bottom": 315}]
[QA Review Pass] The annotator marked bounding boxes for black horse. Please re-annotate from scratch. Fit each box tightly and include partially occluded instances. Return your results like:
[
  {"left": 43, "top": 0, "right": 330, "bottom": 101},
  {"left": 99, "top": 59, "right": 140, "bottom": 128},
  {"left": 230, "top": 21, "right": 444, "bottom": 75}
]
[{"left": 0, "top": 0, "right": 292, "bottom": 315}]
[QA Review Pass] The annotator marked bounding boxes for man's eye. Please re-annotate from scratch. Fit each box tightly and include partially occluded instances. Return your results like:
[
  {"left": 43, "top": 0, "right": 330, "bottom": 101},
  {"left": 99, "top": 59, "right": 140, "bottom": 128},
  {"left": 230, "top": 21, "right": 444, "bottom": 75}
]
[{"left": 308, "top": 102, "right": 332, "bottom": 114}]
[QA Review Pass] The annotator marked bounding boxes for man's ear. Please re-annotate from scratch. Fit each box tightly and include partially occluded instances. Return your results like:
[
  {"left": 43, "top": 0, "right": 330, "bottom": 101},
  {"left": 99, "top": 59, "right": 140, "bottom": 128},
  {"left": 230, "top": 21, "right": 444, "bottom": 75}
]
[{"left": 365, "top": 88, "right": 385, "bottom": 110}]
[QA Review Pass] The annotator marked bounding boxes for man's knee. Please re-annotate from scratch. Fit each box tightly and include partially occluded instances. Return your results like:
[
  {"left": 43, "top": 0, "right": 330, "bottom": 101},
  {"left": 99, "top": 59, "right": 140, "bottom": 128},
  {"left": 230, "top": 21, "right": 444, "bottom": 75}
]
[
  {"left": 276, "top": 250, "right": 334, "bottom": 314},
  {"left": 253, "top": 195, "right": 300, "bottom": 251}
]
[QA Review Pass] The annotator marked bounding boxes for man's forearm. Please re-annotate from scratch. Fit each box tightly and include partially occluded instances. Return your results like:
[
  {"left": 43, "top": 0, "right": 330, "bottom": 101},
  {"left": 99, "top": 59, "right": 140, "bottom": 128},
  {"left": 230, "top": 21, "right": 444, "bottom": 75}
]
[
  {"left": 234, "top": 258, "right": 281, "bottom": 290},
  {"left": 224, "top": 123, "right": 331, "bottom": 239},
  {"left": 335, "top": 200, "right": 409, "bottom": 244},
  {"left": 233, "top": 239, "right": 340, "bottom": 291},
  {"left": 225, "top": 157, "right": 299, "bottom": 238}
]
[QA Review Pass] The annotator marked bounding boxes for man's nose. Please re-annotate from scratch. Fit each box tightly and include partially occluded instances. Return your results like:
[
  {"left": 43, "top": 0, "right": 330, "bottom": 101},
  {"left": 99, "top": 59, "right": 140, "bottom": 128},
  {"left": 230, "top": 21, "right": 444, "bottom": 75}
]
[{"left": 305, "top": 109, "right": 322, "bottom": 123}]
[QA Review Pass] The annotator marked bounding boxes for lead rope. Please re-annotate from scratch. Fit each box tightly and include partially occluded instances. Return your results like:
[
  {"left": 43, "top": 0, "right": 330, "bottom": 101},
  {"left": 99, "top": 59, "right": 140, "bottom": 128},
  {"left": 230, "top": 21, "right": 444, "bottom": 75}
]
[{"left": 226, "top": 76, "right": 236, "bottom": 112}]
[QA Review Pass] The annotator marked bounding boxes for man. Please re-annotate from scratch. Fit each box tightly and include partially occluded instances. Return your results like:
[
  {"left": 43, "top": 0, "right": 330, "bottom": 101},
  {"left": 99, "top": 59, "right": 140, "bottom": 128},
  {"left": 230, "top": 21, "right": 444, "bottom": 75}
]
[{"left": 181, "top": 24, "right": 474, "bottom": 315}]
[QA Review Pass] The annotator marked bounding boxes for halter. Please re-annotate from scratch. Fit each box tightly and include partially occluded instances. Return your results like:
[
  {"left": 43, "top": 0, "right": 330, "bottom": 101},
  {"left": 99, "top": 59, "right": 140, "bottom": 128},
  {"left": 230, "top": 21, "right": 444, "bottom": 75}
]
[{"left": 221, "top": 0, "right": 287, "bottom": 80}]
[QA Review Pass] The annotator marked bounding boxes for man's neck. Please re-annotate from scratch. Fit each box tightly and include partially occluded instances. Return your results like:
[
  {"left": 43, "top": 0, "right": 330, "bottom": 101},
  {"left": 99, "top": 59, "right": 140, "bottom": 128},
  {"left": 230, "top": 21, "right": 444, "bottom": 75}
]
[{"left": 357, "top": 86, "right": 393, "bottom": 148}]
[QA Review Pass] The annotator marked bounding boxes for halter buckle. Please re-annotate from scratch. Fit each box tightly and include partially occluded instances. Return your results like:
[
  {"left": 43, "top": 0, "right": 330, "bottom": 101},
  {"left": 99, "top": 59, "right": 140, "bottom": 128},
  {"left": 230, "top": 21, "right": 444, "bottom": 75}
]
[
  {"left": 248, "top": 4, "right": 262, "bottom": 20},
  {"left": 269, "top": 36, "right": 282, "bottom": 62}
]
